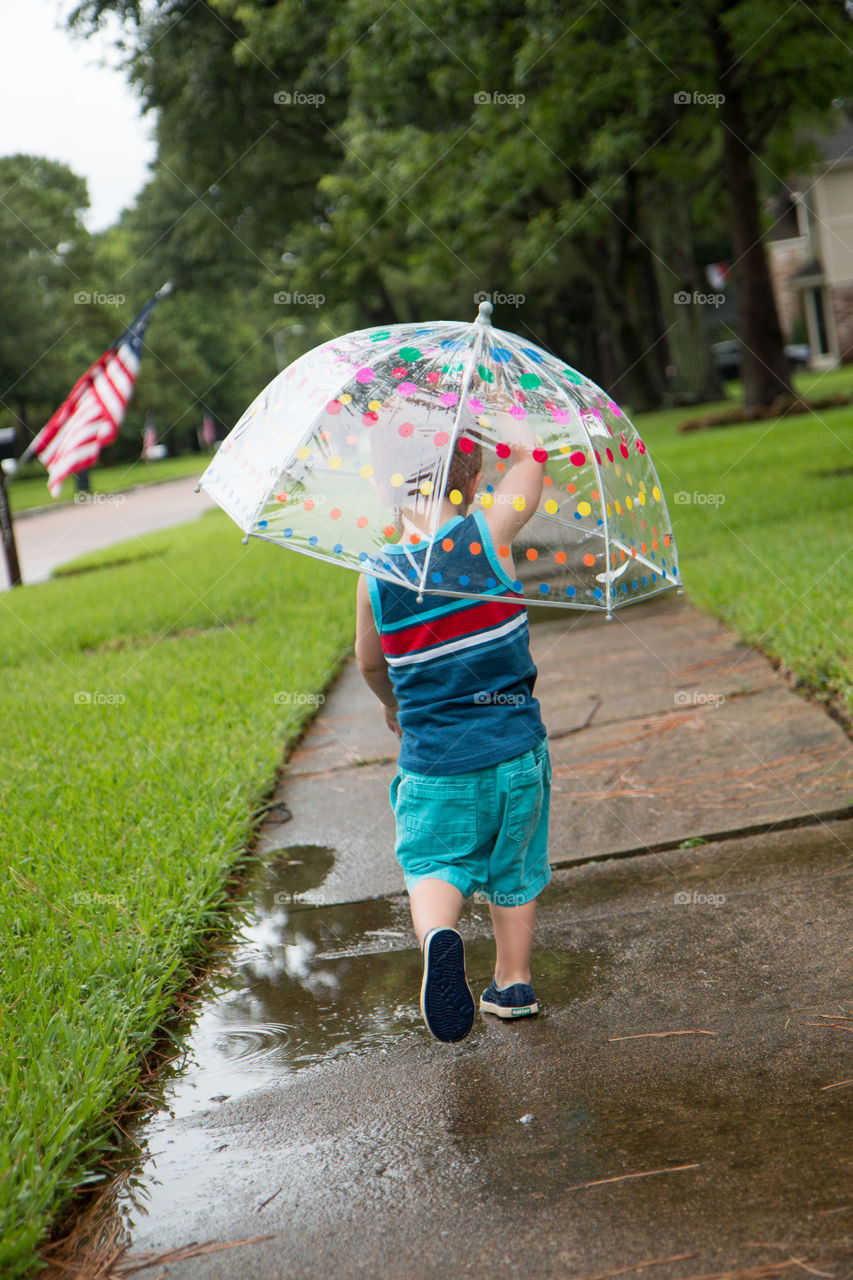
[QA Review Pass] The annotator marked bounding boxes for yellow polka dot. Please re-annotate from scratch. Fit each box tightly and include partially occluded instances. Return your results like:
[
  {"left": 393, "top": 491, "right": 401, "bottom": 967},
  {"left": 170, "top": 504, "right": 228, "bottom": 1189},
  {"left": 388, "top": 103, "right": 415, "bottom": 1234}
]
[
  {"left": 296, "top": 446, "right": 311, "bottom": 460},
  {"left": 577, "top": 500, "right": 591, "bottom": 517},
  {"left": 613, "top": 464, "right": 621, "bottom": 477},
  {"left": 626, "top": 496, "right": 633, "bottom": 510},
  {"left": 638, "top": 492, "right": 646, "bottom": 505},
  {"left": 544, "top": 498, "right": 559, "bottom": 514},
  {"left": 368, "top": 399, "right": 381, "bottom": 411},
  {"left": 328, "top": 456, "right": 342, "bottom": 469},
  {"left": 419, "top": 479, "right": 433, "bottom": 496},
  {"left": 480, "top": 493, "right": 494, "bottom": 508},
  {"left": 559, "top": 445, "right": 571, "bottom": 454},
  {"left": 390, "top": 472, "right": 404, "bottom": 488},
  {"left": 625, "top": 472, "right": 633, "bottom": 486},
  {"left": 339, "top": 393, "right": 352, "bottom": 404},
  {"left": 360, "top": 464, "right": 373, "bottom": 479},
  {"left": 477, "top": 415, "right": 491, "bottom": 428},
  {"left": 449, "top": 488, "right": 463, "bottom": 505},
  {"left": 512, "top": 495, "right": 526, "bottom": 512},
  {"left": 652, "top": 486, "right": 661, "bottom": 501},
  {"left": 615, "top": 500, "right": 622, "bottom": 514}
]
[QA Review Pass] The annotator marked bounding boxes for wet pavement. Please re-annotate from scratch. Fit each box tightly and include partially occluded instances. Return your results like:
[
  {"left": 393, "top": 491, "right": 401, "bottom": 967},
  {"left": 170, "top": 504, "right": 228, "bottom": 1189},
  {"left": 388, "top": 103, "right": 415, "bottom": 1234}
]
[{"left": 58, "top": 591, "right": 853, "bottom": 1277}]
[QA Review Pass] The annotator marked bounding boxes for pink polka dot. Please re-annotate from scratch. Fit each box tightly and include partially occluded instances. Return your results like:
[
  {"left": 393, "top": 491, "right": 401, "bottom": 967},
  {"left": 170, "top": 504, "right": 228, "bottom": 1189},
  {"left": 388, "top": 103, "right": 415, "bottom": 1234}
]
[
  {"left": 439, "top": 392, "right": 459, "bottom": 407},
  {"left": 303, "top": 499, "right": 314, "bottom": 511},
  {"left": 330, "top": 507, "right": 342, "bottom": 519},
  {"left": 326, "top": 400, "right": 342, "bottom": 415},
  {"left": 356, "top": 516, "right": 368, "bottom": 528},
  {"left": 532, "top": 448, "right": 548, "bottom": 463},
  {"left": 496, "top": 443, "right": 511, "bottom": 459},
  {"left": 459, "top": 437, "right": 474, "bottom": 454},
  {"left": 433, "top": 431, "right": 450, "bottom": 446},
  {"left": 362, "top": 411, "right": 378, "bottom": 426},
  {"left": 468, "top": 397, "right": 484, "bottom": 411},
  {"left": 509, "top": 406, "right": 527, "bottom": 419},
  {"left": 346, "top": 433, "right": 358, "bottom": 444},
  {"left": 355, "top": 366, "right": 374, "bottom": 383},
  {"left": 570, "top": 451, "right": 586, "bottom": 467},
  {"left": 608, "top": 399, "right": 622, "bottom": 417},
  {"left": 552, "top": 408, "right": 570, "bottom": 424},
  {"left": 398, "top": 382, "right": 417, "bottom": 396},
  {"left": 398, "top": 421, "right": 414, "bottom": 437}
]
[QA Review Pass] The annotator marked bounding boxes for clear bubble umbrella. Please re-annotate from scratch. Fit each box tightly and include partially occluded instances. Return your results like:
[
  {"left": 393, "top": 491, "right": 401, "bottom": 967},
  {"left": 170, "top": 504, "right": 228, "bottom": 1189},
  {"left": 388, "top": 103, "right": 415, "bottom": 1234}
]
[{"left": 197, "top": 301, "right": 681, "bottom": 618}]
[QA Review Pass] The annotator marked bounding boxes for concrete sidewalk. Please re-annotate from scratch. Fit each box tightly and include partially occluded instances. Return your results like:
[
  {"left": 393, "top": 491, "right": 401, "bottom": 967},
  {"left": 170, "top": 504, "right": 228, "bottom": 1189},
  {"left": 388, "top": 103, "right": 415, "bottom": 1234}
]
[{"left": 72, "top": 591, "right": 853, "bottom": 1280}]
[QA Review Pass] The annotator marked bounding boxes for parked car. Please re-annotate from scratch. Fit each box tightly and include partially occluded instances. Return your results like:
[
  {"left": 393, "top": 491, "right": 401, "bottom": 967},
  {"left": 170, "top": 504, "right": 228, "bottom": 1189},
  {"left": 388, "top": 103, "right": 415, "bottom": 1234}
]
[{"left": 712, "top": 340, "right": 810, "bottom": 380}]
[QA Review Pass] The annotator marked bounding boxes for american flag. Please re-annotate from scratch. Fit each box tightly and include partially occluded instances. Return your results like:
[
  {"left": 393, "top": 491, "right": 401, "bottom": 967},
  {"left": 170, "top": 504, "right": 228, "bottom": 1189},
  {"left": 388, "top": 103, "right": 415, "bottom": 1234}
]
[{"left": 25, "top": 285, "right": 171, "bottom": 496}]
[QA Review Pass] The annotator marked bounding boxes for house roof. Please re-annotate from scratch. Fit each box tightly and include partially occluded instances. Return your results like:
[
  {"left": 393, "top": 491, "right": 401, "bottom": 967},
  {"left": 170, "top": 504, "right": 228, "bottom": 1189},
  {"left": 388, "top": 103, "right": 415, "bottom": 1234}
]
[{"left": 814, "top": 118, "right": 853, "bottom": 167}]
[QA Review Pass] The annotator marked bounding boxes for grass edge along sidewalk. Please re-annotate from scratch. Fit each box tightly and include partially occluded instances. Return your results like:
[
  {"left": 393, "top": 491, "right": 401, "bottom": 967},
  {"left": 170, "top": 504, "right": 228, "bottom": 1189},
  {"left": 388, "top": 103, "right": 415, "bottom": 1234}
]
[{"left": 0, "top": 509, "right": 354, "bottom": 1279}]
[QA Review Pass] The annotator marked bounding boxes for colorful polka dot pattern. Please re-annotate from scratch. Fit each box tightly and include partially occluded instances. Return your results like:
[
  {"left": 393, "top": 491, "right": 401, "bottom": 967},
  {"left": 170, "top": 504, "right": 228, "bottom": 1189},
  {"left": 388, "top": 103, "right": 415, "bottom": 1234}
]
[{"left": 200, "top": 313, "right": 680, "bottom": 612}]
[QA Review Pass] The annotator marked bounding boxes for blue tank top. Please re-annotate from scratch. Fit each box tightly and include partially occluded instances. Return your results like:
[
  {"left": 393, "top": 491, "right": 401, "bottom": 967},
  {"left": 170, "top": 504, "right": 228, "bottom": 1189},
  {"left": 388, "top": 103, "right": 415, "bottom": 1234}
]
[{"left": 366, "top": 511, "right": 546, "bottom": 775}]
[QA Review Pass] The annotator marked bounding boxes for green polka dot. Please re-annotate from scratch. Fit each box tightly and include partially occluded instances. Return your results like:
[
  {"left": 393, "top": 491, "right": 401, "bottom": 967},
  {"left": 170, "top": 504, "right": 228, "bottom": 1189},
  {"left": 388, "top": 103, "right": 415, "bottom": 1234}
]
[
  {"left": 563, "top": 367, "right": 583, "bottom": 384},
  {"left": 442, "top": 362, "right": 464, "bottom": 374},
  {"left": 519, "top": 373, "right": 541, "bottom": 389},
  {"left": 478, "top": 364, "right": 494, "bottom": 382},
  {"left": 399, "top": 346, "right": 422, "bottom": 361},
  {"left": 369, "top": 331, "right": 391, "bottom": 341}
]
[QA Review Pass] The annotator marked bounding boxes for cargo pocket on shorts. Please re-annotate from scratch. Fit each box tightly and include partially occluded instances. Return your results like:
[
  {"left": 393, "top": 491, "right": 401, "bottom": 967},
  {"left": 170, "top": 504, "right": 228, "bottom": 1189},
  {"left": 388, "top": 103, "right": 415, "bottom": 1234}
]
[
  {"left": 506, "top": 759, "right": 545, "bottom": 844},
  {"left": 397, "top": 776, "right": 478, "bottom": 851}
]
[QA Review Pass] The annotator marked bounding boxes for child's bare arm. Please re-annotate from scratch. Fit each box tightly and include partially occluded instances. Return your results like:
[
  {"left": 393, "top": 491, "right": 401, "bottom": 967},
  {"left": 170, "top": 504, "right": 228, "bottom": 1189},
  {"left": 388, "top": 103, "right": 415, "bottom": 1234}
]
[
  {"left": 355, "top": 575, "right": 401, "bottom": 736},
  {"left": 482, "top": 418, "right": 544, "bottom": 548}
]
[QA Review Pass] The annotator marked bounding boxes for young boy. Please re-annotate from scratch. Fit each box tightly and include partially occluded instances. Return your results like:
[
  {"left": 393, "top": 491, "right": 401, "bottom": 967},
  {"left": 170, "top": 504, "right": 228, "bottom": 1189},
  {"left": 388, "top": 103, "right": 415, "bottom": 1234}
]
[{"left": 355, "top": 417, "right": 551, "bottom": 1043}]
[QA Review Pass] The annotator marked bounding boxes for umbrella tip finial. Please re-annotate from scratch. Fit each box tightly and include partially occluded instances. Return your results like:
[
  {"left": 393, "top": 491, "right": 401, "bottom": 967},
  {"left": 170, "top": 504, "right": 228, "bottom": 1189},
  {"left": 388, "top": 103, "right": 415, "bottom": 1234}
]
[
  {"left": 475, "top": 299, "right": 493, "bottom": 326},
  {"left": 193, "top": 481, "right": 201, "bottom": 493}
]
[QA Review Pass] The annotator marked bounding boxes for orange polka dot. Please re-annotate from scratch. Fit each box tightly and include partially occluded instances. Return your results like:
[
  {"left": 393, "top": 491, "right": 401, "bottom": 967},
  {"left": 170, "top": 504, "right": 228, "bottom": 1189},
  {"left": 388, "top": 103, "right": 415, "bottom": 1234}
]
[
  {"left": 652, "top": 539, "right": 658, "bottom": 551},
  {"left": 303, "top": 499, "right": 315, "bottom": 511},
  {"left": 631, "top": 545, "right": 636, "bottom": 557},
  {"left": 663, "top": 534, "right": 671, "bottom": 546},
  {"left": 469, "top": 541, "right": 482, "bottom": 555},
  {"left": 383, "top": 524, "right": 396, "bottom": 537},
  {"left": 583, "top": 553, "right": 595, "bottom": 567},
  {"left": 555, "top": 551, "right": 567, "bottom": 565},
  {"left": 526, "top": 548, "right": 538, "bottom": 561},
  {"left": 356, "top": 516, "right": 368, "bottom": 528},
  {"left": 590, "top": 489, "right": 599, "bottom": 501},
  {"left": 330, "top": 508, "right": 342, "bottom": 520},
  {"left": 543, "top": 475, "right": 553, "bottom": 486},
  {"left": 620, "top": 549, "right": 626, "bottom": 562},
  {"left": 442, "top": 538, "right": 454, "bottom": 551},
  {"left": 275, "top": 492, "right": 288, "bottom": 503},
  {"left": 641, "top": 541, "right": 647, "bottom": 554},
  {"left": 410, "top": 533, "right": 421, "bottom": 544},
  {"left": 496, "top": 461, "right": 506, "bottom": 472},
  {"left": 566, "top": 482, "right": 577, "bottom": 494},
  {"left": 498, "top": 545, "right": 510, "bottom": 558}
]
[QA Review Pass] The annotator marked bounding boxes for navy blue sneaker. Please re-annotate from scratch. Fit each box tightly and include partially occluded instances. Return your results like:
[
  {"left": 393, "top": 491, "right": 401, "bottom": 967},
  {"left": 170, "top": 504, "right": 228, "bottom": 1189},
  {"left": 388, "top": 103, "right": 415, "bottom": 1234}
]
[
  {"left": 420, "top": 927, "right": 475, "bottom": 1042},
  {"left": 480, "top": 979, "right": 539, "bottom": 1019}
]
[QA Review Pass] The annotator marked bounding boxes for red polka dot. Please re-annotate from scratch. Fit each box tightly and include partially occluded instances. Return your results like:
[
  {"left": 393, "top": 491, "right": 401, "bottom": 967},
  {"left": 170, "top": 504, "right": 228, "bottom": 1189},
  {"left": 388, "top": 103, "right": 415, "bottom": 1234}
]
[
  {"left": 398, "top": 421, "right": 414, "bottom": 437},
  {"left": 357, "top": 516, "right": 368, "bottom": 528},
  {"left": 393, "top": 367, "right": 406, "bottom": 378},
  {"left": 496, "top": 443, "right": 511, "bottom": 459},
  {"left": 594, "top": 450, "right": 602, "bottom": 464},
  {"left": 362, "top": 411, "right": 378, "bottom": 426},
  {"left": 620, "top": 442, "right": 629, "bottom": 459},
  {"left": 426, "top": 370, "right": 440, "bottom": 383},
  {"left": 459, "top": 437, "right": 474, "bottom": 454},
  {"left": 583, "top": 553, "right": 595, "bottom": 566},
  {"left": 570, "top": 450, "right": 586, "bottom": 466},
  {"left": 606, "top": 447, "right": 614, "bottom": 463},
  {"left": 532, "top": 448, "right": 548, "bottom": 463},
  {"left": 526, "top": 548, "right": 538, "bottom": 561},
  {"left": 330, "top": 508, "right": 342, "bottom": 520},
  {"left": 555, "top": 551, "right": 567, "bottom": 564},
  {"left": 326, "top": 400, "right": 342, "bottom": 415},
  {"left": 469, "top": 541, "right": 482, "bottom": 555},
  {"left": 636, "top": 439, "right": 646, "bottom": 454}
]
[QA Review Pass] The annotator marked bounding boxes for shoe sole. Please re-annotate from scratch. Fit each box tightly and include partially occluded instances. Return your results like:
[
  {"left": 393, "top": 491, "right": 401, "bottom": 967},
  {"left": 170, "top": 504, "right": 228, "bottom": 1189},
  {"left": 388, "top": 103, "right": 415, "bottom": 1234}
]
[
  {"left": 480, "top": 997, "right": 539, "bottom": 1019},
  {"left": 420, "top": 928, "right": 475, "bottom": 1043}
]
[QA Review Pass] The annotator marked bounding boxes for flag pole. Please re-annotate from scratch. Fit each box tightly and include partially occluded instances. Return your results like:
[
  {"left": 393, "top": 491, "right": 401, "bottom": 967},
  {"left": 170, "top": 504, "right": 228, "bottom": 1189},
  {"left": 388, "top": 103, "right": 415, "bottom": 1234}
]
[{"left": 0, "top": 465, "right": 22, "bottom": 587}]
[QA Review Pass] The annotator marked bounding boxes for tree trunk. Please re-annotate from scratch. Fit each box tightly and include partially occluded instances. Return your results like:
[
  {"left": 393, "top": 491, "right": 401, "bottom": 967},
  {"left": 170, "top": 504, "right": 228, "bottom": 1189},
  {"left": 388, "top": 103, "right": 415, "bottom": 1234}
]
[
  {"left": 711, "top": 15, "right": 792, "bottom": 407},
  {"left": 644, "top": 180, "right": 725, "bottom": 404}
]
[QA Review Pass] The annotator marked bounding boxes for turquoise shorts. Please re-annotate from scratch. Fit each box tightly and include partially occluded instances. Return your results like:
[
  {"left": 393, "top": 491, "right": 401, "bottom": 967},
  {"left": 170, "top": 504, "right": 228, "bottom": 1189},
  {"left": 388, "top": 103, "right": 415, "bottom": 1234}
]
[{"left": 389, "top": 739, "right": 552, "bottom": 905}]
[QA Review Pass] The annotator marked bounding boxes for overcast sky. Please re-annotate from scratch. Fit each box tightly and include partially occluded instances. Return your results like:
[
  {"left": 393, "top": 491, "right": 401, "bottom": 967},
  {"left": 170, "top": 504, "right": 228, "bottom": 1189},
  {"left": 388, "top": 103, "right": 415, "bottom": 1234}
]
[{"left": 0, "top": 0, "right": 157, "bottom": 231}]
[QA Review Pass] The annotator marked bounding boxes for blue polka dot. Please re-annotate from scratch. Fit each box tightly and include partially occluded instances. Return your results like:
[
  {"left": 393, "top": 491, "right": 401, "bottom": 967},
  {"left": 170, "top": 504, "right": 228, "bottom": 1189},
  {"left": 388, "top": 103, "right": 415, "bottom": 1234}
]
[
  {"left": 258, "top": 519, "right": 268, "bottom": 529},
  {"left": 641, "top": 575, "right": 647, "bottom": 586},
  {"left": 596, "top": 518, "right": 604, "bottom": 527},
  {"left": 521, "top": 347, "right": 545, "bottom": 363},
  {"left": 459, "top": 574, "right": 470, "bottom": 586},
  {"left": 662, "top": 569, "right": 667, "bottom": 579},
  {"left": 631, "top": 579, "right": 638, "bottom": 590},
  {"left": 662, "top": 557, "right": 668, "bottom": 569},
  {"left": 651, "top": 573, "right": 657, "bottom": 582},
  {"left": 513, "top": 579, "right": 523, "bottom": 592},
  {"left": 486, "top": 576, "right": 496, "bottom": 588},
  {"left": 573, "top": 511, "right": 582, "bottom": 521},
  {"left": 486, "top": 483, "right": 494, "bottom": 493},
  {"left": 672, "top": 563, "right": 677, "bottom": 576},
  {"left": 431, "top": 572, "right": 442, "bottom": 583},
  {"left": 308, "top": 535, "right": 318, "bottom": 545},
  {"left": 621, "top": 582, "right": 627, "bottom": 593},
  {"left": 284, "top": 528, "right": 293, "bottom": 537},
  {"left": 359, "top": 551, "right": 368, "bottom": 561},
  {"left": 539, "top": 583, "right": 550, "bottom": 594},
  {"left": 409, "top": 568, "right": 418, "bottom": 580},
  {"left": 490, "top": 346, "right": 512, "bottom": 363},
  {"left": 593, "top": 587, "right": 604, "bottom": 600},
  {"left": 333, "top": 543, "right": 343, "bottom": 553},
  {"left": 565, "top": 585, "right": 576, "bottom": 598}
]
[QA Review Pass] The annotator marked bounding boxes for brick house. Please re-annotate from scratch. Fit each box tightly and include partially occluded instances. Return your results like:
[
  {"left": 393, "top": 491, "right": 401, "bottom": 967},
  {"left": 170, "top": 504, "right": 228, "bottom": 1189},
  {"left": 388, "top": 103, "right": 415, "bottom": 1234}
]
[{"left": 767, "top": 119, "right": 853, "bottom": 368}]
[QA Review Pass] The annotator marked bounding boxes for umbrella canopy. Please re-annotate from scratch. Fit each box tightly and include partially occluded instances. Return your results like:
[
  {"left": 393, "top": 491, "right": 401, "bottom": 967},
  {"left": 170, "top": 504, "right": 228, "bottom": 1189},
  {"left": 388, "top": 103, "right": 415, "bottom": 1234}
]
[{"left": 198, "top": 302, "right": 681, "bottom": 615}]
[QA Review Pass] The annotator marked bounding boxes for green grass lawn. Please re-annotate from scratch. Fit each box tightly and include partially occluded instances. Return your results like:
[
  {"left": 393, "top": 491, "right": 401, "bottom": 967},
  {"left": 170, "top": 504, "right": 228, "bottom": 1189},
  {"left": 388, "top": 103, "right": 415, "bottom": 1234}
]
[
  {"left": 1, "top": 363, "right": 852, "bottom": 1276},
  {"left": 0, "top": 511, "right": 355, "bottom": 1277},
  {"left": 634, "top": 369, "right": 853, "bottom": 716},
  {"left": 6, "top": 454, "right": 205, "bottom": 514}
]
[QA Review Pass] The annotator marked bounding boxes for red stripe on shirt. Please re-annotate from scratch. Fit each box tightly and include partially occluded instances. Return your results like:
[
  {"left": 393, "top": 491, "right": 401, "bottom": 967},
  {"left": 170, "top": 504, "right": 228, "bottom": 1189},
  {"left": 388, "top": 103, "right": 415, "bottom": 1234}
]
[{"left": 380, "top": 596, "right": 524, "bottom": 657}]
